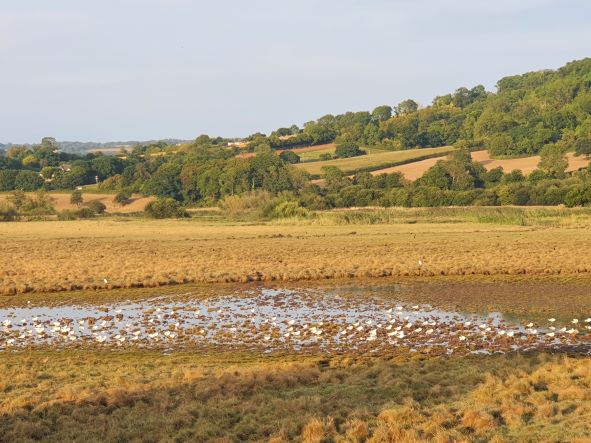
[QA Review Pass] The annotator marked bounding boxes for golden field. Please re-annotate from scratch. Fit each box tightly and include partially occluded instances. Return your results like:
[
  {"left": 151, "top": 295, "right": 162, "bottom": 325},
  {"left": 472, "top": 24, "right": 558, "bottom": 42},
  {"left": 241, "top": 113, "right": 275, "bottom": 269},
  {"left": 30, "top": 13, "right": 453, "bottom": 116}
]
[
  {"left": 369, "top": 150, "right": 591, "bottom": 181},
  {"left": 294, "top": 146, "right": 455, "bottom": 175},
  {"left": 0, "top": 192, "right": 154, "bottom": 214},
  {"left": 471, "top": 150, "right": 590, "bottom": 175},
  {"left": 3, "top": 207, "right": 591, "bottom": 295}
]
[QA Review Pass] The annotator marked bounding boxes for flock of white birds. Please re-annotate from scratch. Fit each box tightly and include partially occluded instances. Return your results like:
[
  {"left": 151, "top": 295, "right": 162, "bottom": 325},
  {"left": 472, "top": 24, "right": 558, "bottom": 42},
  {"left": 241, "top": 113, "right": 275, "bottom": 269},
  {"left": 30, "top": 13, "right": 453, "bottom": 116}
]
[{"left": 1, "top": 289, "right": 590, "bottom": 355}]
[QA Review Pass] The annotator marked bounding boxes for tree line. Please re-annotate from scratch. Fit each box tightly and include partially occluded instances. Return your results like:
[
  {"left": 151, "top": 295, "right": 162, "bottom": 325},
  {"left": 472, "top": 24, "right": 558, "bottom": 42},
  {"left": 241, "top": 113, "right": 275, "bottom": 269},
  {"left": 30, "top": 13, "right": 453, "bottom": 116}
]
[{"left": 1, "top": 58, "right": 591, "bottom": 214}]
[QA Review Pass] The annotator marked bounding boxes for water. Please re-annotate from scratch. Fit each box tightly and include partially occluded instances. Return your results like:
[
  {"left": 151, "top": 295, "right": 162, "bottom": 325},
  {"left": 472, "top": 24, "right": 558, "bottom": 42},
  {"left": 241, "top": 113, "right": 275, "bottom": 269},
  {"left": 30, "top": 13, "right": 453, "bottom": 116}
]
[{"left": 1, "top": 287, "right": 590, "bottom": 354}]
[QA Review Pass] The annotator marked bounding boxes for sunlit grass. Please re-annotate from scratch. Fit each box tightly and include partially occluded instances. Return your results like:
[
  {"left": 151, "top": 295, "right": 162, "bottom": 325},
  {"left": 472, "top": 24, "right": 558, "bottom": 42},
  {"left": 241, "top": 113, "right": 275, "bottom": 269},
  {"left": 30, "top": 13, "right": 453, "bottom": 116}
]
[
  {"left": 1, "top": 350, "right": 590, "bottom": 442},
  {"left": 4, "top": 207, "right": 591, "bottom": 294}
]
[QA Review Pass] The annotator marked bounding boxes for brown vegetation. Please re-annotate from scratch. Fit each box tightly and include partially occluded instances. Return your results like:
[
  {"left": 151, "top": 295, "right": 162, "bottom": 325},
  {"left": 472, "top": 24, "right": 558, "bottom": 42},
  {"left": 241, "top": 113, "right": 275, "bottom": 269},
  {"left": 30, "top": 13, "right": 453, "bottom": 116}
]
[
  {"left": 1, "top": 350, "right": 590, "bottom": 442},
  {"left": 4, "top": 208, "right": 591, "bottom": 294}
]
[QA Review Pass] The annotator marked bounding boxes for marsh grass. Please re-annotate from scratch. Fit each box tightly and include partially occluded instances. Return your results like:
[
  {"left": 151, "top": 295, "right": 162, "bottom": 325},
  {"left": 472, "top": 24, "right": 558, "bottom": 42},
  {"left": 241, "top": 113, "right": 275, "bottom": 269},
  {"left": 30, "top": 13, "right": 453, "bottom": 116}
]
[
  {"left": 1, "top": 350, "right": 590, "bottom": 442},
  {"left": 4, "top": 209, "right": 591, "bottom": 294}
]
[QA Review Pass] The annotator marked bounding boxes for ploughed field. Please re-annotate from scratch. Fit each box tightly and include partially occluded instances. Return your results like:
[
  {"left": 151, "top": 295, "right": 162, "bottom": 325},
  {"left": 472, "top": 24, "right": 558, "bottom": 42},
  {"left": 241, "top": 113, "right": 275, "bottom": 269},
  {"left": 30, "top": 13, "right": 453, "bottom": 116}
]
[{"left": 4, "top": 209, "right": 591, "bottom": 295}]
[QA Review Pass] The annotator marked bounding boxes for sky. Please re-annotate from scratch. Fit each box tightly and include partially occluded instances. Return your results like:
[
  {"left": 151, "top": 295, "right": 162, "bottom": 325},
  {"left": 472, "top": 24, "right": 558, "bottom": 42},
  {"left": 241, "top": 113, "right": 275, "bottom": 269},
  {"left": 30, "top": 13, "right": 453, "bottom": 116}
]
[{"left": 1, "top": 0, "right": 590, "bottom": 144}]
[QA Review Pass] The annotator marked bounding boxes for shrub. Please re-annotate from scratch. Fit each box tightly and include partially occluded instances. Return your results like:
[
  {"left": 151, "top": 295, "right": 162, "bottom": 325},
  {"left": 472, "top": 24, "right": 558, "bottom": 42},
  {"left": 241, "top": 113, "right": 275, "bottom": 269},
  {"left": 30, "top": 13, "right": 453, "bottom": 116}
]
[
  {"left": 114, "top": 190, "right": 132, "bottom": 206},
  {"left": 57, "top": 210, "right": 79, "bottom": 221},
  {"left": 0, "top": 202, "right": 18, "bottom": 221},
  {"left": 335, "top": 142, "right": 365, "bottom": 158},
  {"left": 220, "top": 191, "right": 274, "bottom": 218},
  {"left": 86, "top": 200, "right": 107, "bottom": 214},
  {"left": 270, "top": 201, "right": 309, "bottom": 218},
  {"left": 70, "top": 190, "right": 83, "bottom": 206},
  {"left": 76, "top": 207, "right": 97, "bottom": 219},
  {"left": 279, "top": 151, "right": 300, "bottom": 164},
  {"left": 145, "top": 198, "right": 189, "bottom": 219}
]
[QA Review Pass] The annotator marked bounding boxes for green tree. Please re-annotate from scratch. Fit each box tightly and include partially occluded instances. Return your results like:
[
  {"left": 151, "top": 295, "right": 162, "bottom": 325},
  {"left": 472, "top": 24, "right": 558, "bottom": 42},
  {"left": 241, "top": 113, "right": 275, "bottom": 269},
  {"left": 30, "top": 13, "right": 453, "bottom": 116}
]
[
  {"left": 0, "top": 169, "right": 18, "bottom": 191},
  {"left": 334, "top": 142, "right": 365, "bottom": 158},
  {"left": 279, "top": 151, "right": 300, "bottom": 164},
  {"left": 70, "top": 189, "right": 83, "bottom": 206},
  {"left": 539, "top": 144, "right": 567, "bottom": 178},
  {"left": 371, "top": 105, "right": 393, "bottom": 122},
  {"left": 14, "top": 170, "right": 43, "bottom": 191},
  {"left": 395, "top": 99, "right": 419, "bottom": 115}
]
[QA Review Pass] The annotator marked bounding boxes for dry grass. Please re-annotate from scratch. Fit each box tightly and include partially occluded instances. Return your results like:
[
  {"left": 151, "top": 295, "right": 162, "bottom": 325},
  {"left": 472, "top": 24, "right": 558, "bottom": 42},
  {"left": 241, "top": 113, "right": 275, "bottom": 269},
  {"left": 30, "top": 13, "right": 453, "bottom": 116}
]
[
  {"left": 4, "top": 208, "right": 591, "bottom": 294},
  {"left": 1, "top": 350, "right": 590, "bottom": 442},
  {"left": 0, "top": 192, "right": 154, "bottom": 214},
  {"left": 294, "top": 146, "right": 455, "bottom": 175}
]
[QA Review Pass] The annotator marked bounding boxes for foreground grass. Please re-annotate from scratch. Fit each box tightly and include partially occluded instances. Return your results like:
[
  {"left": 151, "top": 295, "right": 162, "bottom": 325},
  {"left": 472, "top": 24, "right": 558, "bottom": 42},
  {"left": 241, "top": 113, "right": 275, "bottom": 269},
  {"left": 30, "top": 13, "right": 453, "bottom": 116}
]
[
  {"left": 4, "top": 207, "right": 591, "bottom": 294},
  {"left": 1, "top": 350, "right": 590, "bottom": 442}
]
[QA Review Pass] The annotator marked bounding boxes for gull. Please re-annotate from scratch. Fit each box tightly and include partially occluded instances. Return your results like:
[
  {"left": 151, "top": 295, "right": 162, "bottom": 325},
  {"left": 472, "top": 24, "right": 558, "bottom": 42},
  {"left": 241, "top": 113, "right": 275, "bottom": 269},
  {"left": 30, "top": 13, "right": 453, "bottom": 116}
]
[
  {"left": 103, "top": 278, "right": 108, "bottom": 284},
  {"left": 548, "top": 318, "right": 556, "bottom": 323},
  {"left": 572, "top": 319, "right": 579, "bottom": 324}
]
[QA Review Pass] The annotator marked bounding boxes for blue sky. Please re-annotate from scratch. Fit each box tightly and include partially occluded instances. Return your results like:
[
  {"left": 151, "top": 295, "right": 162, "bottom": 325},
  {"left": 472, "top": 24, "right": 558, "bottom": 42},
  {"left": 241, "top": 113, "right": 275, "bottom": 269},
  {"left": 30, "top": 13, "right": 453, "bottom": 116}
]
[{"left": 1, "top": 0, "right": 590, "bottom": 143}]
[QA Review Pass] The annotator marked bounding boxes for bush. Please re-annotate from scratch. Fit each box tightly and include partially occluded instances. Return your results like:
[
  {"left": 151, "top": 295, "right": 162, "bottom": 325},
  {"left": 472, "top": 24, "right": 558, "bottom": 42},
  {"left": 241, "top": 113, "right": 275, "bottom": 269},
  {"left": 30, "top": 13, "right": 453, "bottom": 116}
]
[
  {"left": 114, "top": 190, "right": 132, "bottom": 206},
  {"left": 76, "top": 207, "right": 97, "bottom": 219},
  {"left": 270, "top": 201, "right": 309, "bottom": 218},
  {"left": 335, "top": 142, "right": 365, "bottom": 158},
  {"left": 58, "top": 206, "right": 100, "bottom": 220},
  {"left": 86, "top": 200, "right": 107, "bottom": 214},
  {"left": 145, "top": 198, "right": 189, "bottom": 219},
  {"left": 220, "top": 191, "right": 274, "bottom": 218},
  {"left": 0, "top": 202, "right": 18, "bottom": 221},
  {"left": 278, "top": 151, "right": 300, "bottom": 164},
  {"left": 70, "top": 189, "right": 83, "bottom": 206},
  {"left": 57, "top": 210, "right": 79, "bottom": 221}
]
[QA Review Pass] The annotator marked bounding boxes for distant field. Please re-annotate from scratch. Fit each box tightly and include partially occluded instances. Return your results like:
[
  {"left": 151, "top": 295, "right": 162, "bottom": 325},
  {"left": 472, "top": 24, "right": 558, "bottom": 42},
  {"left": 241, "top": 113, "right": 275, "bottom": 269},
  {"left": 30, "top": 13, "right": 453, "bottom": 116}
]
[
  {"left": 472, "top": 150, "right": 590, "bottom": 174},
  {"left": 234, "top": 143, "right": 336, "bottom": 160},
  {"left": 0, "top": 192, "right": 154, "bottom": 213},
  {"left": 295, "top": 146, "right": 456, "bottom": 176},
  {"left": 370, "top": 156, "right": 444, "bottom": 180},
  {"left": 368, "top": 149, "right": 591, "bottom": 181}
]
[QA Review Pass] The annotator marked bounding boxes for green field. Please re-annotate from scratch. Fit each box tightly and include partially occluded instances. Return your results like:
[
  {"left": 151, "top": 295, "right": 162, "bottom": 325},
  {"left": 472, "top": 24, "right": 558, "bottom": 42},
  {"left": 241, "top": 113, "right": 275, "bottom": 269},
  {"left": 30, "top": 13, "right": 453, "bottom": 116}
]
[{"left": 294, "top": 146, "right": 456, "bottom": 176}]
